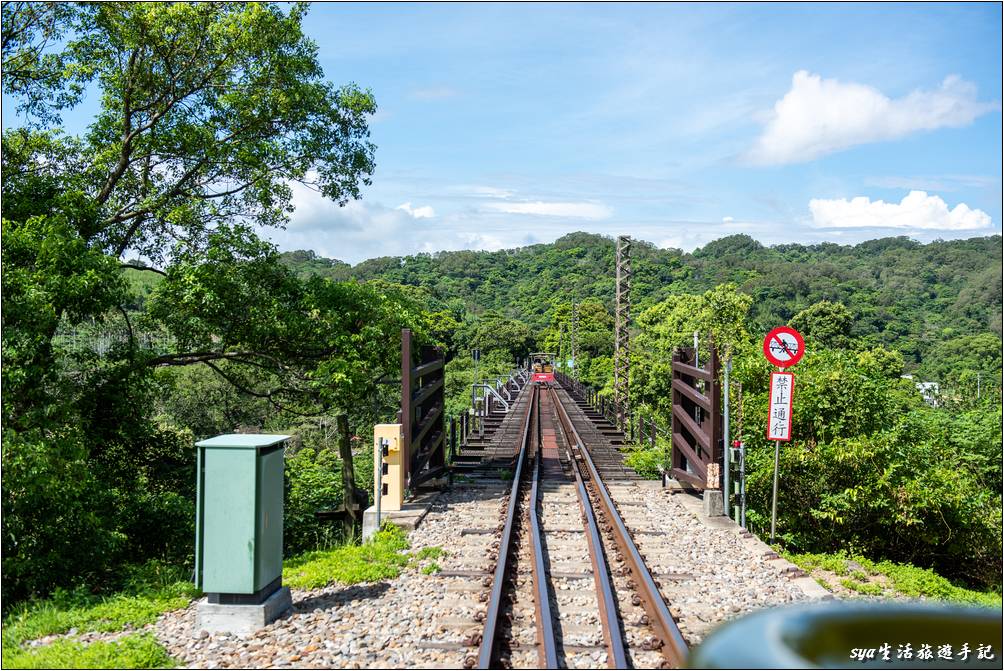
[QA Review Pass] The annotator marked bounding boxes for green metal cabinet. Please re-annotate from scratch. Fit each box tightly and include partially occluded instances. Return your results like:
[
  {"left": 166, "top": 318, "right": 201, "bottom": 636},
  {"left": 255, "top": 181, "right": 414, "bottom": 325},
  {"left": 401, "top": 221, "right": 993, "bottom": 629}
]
[{"left": 195, "top": 434, "right": 290, "bottom": 599}]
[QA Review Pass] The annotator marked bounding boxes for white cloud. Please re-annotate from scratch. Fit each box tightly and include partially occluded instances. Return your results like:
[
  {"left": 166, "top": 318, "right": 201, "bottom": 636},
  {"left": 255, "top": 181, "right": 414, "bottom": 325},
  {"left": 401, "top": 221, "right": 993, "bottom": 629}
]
[
  {"left": 466, "top": 186, "right": 515, "bottom": 199},
  {"left": 396, "top": 202, "right": 435, "bottom": 219},
  {"left": 746, "top": 71, "right": 997, "bottom": 165},
  {"left": 482, "top": 201, "right": 612, "bottom": 219},
  {"left": 722, "top": 216, "right": 735, "bottom": 223},
  {"left": 809, "top": 190, "right": 992, "bottom": 231}
]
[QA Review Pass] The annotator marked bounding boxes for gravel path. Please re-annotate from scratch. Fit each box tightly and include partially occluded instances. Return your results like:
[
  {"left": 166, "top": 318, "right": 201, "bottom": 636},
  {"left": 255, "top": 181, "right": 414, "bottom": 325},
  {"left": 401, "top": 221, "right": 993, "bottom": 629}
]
[
  {"left": 148, "top": 479, "right": 826, "bottom": 668},
  {"left": 604, "top": 481, "right": 823, "bottom": 645},
  {"left": 154, "top": 483, "right": 510, "bottom": 669},
  {"left": 24, "top": 478, "right": 831, "bottom": 668}
]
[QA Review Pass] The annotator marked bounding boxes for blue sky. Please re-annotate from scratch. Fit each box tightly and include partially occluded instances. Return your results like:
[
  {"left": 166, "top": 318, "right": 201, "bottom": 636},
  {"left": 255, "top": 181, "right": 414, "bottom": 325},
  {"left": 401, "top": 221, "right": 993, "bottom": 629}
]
[{"left": 6, "top": 2, "right": 1002, "bottom": 263}]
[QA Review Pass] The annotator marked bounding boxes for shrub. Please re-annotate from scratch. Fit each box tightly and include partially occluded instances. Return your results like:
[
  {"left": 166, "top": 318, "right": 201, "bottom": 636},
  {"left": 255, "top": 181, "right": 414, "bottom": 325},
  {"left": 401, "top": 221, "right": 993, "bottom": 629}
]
[
  {"left": 1, "top": 428, "right": 123, "bottom": 604},
  {"left": 283, "top": 444, "right": 344, "bottom": 555},
  {"left": 623, "top": 443, "right": 668, "bottom": 479}
]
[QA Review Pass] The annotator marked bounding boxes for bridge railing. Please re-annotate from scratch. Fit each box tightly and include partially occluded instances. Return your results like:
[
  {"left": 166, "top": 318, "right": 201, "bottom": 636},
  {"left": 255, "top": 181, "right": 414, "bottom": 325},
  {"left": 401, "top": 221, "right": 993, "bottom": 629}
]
[
  {"left": 445, "top": 366, "right": 529, "bottom": 477},
  {"left": 556, "top": 346, "right": 723, "bottom": 491}
]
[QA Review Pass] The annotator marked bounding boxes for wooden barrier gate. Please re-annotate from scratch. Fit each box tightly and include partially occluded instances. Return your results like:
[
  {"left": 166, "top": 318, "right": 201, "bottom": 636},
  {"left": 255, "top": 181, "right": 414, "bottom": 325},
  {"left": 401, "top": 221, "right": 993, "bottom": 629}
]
[
  {"left": 400, "top": 328, "right": 447, "bottom": 489},
  {"left": 670, "top": 345, "right": 722, "bottom": 489}
]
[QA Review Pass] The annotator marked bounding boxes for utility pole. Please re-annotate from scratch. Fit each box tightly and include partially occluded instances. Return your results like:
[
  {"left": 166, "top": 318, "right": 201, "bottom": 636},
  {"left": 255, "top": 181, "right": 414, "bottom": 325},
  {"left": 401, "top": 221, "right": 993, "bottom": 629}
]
[
  {"left": 614, "top": 236, "right": 631, "bottom": 431},
  {"left": 571, "top": 302, "right": 578, "bottom": 379},
  {"left": 557, "top": 323, "right": 565, "bottom": 374}
]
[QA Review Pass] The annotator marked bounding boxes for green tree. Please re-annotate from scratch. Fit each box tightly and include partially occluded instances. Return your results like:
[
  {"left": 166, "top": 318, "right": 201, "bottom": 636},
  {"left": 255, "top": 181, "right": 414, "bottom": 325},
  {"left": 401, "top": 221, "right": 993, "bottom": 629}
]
[
  {"left": 919, "top": 333, "right": 1003, "bottom": 385},
  {"left": 464, "top": 316, "right": 535, "bottom": 363},
  {"left": 789, "top": 300, "right": 854, "bottom": 349},
  {"left": 3, "top": 2, "right": 375, "bottom": 263},
  {"left": 1, "top": 2, "right": 387, "bottom": 603}
]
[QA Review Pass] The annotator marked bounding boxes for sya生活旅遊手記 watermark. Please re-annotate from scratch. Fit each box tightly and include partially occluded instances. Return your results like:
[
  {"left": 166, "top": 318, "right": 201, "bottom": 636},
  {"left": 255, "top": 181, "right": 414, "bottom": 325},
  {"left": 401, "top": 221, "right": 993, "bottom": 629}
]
[{"left": 851, "top": 643, "right": 995, "bottom": 662}]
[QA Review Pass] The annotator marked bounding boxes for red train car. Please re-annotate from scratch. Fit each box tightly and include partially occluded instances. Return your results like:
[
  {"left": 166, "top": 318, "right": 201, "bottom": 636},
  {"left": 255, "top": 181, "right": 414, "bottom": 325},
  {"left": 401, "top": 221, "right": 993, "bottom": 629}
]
[{"left": 530, "top": 352, "right": 556, "bottom": 383}]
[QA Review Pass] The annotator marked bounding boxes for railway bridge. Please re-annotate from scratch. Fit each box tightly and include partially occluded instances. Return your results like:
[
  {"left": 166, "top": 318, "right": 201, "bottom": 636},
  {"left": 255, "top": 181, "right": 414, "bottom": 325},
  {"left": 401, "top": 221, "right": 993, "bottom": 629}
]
[
  {"left": 174, "top": 336, "right": 999, "bottom": 670},
  {"left": 361, "top": 350, "right": 830, "bottom": 670}
]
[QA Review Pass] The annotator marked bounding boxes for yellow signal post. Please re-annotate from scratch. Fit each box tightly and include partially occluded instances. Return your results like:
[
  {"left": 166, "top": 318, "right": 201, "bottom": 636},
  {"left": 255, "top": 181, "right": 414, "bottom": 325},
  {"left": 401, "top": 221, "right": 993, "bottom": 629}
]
[{"left": 373, "top": 423, "right": 405, "bottom": 513}]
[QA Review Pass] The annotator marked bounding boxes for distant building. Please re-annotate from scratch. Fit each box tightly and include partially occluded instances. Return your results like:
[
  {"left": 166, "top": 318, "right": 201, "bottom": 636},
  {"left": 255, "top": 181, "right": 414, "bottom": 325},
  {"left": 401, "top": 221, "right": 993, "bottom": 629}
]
[{"left": 902, "top": 375, "right": 940, "bottom": 407}]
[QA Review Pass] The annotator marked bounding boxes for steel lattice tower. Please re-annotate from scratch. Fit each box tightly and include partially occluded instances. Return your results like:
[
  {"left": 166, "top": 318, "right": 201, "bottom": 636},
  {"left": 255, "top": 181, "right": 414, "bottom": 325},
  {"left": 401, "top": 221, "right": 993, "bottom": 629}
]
[
  {"left": 614, "top": 236, "right": 631, "bottom": 430},
  {"left": 571, "top": 302, "right": 578, "bottom": 379}
]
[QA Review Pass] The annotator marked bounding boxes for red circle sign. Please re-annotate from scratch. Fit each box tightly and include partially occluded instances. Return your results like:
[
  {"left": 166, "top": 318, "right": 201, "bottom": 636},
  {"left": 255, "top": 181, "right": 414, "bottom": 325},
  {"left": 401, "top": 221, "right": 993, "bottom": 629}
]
[{"left": 763, "top": 326, "right": 805, "bottom": 368}]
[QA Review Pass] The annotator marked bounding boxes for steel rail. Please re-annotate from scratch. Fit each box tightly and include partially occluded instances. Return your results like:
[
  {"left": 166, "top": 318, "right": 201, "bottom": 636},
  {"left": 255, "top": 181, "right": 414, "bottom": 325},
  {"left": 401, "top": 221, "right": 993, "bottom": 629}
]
[
  {"left": 546, "top": 385, "right": 629, "bottom": 668},
  {"left": 477, "top": 384, "right": 537, "bottom": 669},
  {"left": 551, "top": 383, "right": 690, "bottom": 668},
  {"left": 529, "top": 390, "right": 559, "bottom": 668}
]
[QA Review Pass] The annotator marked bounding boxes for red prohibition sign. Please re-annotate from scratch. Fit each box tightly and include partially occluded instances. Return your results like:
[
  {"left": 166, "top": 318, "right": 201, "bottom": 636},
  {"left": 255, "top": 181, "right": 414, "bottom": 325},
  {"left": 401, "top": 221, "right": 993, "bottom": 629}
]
[{"left": 763, "top": 326, "right": 805, "bottom": 368}]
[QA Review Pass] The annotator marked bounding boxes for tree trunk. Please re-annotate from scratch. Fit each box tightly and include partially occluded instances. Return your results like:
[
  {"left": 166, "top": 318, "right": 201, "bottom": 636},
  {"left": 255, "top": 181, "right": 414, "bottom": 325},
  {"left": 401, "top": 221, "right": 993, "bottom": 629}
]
[{"left": 337, "top": 414, "right": 357, "bottom": 540}]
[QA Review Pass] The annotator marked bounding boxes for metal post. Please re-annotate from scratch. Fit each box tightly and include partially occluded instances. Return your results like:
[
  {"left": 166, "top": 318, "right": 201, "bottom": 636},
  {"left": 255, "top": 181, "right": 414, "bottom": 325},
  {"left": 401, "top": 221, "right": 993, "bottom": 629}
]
[
  {"left": 723, "top": 357, "right": 731, "bottom": 519},
  {"left": 739, "top": 442, "right": 746, "bottom": 528},
  {"left": 770, "top": 440, "right": 780, "bottom": 543},
  {"left": 449, "top": 417, "right": 456, "bottom": 488}
]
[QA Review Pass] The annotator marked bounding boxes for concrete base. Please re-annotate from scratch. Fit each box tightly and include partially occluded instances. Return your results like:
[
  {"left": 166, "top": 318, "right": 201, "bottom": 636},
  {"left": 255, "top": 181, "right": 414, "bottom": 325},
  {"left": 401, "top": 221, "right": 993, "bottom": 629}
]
[
  {"left": 195, "top": 586, "right": 292, "bottom": 635},
  {"left": 702, "top": 489, "right": 724, "bottom": 517},
  {"left": 362, "top": 490, "right": 439, "bottom": 541}
]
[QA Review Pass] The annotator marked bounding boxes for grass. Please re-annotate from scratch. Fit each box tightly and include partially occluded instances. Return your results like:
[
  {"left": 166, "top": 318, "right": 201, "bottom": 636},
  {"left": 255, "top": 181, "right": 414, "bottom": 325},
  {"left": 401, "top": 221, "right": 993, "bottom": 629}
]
[
  {"left": 283, "top": 523, "right": 447, "bottom": 589},
  {"left": 414, "top": 546, "right": 445, "bottom": 561},
  {"left": 283, "top": 522, "right": 412, "bottom": 589},
  {"left": 839, "top": 578, "right": 885, "bottom": 596},
  {"left": 783, "top": 550, "right": 1002, "bottom": 607},
  {"left": 2, "top": 560, "right": 197, "bottom": 669},
  {"left": 5, "top": 527, "right": 446, "bottom": 667},
  {"left": 3, "top": 633, "right": 174, "bottom": 669}
]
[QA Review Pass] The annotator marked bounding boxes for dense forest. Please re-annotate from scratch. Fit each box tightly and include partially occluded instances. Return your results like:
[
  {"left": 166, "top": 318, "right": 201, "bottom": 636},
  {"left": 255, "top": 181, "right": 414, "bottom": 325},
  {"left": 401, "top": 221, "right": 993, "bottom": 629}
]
[
  {"left": 2, "top": 2, "right": 1000, "bottom": 644},
  {"left": 280, "top": 232, "right": 1002, "bottom": 385}
]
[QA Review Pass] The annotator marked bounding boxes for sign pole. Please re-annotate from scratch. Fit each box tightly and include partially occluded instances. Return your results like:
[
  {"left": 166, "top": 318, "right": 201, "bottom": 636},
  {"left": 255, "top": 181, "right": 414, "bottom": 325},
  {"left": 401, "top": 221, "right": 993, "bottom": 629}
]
[
  {"left": 769, "top": 365, "right": 786, "bottom": 543},
  {"left": 770, "top": 438, "right": 780, "bottom": 543},
  {"left": 762, "top": 326, "right": 803, "bottom": 543}
]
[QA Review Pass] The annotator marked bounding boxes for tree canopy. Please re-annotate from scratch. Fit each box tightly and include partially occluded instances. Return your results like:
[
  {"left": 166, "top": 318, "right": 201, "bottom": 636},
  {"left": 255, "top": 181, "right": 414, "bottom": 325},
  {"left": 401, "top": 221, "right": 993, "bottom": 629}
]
[
  {"left": 280, "top": 231, "right": 1001, "bottom": 380},
  {"left": 1, "top": 1, "right": 394, "bottom": 603}
]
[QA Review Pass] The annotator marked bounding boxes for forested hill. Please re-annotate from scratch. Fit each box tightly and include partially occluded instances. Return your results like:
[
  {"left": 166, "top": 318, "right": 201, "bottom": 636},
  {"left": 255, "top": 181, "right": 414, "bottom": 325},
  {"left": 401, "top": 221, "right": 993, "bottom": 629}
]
[{"left": 280, "top": 232, "right": 1002, "bottom": 376}]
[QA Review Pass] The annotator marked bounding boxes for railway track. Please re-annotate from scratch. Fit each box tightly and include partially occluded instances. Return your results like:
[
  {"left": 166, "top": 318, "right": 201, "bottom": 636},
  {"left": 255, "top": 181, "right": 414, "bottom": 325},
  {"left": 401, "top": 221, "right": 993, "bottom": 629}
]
[{"left": 470, "top": 381, "right": 689, "bottom": 669}]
